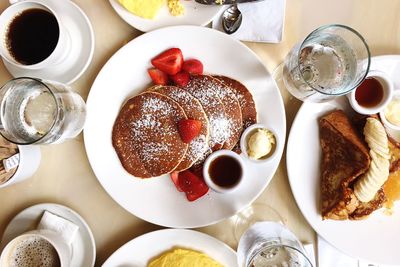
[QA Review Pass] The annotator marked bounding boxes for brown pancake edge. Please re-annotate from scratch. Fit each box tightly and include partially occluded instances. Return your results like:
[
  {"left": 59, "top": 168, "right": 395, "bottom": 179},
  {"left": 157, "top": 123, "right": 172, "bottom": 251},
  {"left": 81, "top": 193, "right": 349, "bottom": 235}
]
[
  {"left": 213, "top": 75, "right": 258, "bottom": 152},
  {"left": 203, "top": 75, "right": 243, "bottom": 150},
  {"left": 148, "top": 85, "right": 210, "bottom": 171},
  {"left": 112, "top": 91, "right": 188, "bottom": 178},
  {"left": 180, "top": 75, "right": 228, "bottom": 153}
]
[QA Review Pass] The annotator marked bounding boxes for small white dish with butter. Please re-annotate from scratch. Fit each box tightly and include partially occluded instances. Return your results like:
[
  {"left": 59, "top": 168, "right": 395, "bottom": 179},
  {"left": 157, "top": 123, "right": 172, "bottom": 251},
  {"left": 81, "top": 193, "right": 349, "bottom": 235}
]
[
  {"left": 240, "top": 124, "right": 279, "bottom": 163},
  {"left": 380, "top": 89, "right": 400, "bottom": 142}
]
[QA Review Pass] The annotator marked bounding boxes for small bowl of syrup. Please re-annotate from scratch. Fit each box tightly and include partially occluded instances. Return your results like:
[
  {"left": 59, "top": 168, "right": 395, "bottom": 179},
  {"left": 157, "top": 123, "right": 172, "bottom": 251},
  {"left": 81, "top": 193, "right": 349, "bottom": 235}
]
[
  {"left": 203, "top": 150, "right": 245, "bottom": 194},
  {"left": 348, "top": 70, "right": 393, "bottom": 115}
]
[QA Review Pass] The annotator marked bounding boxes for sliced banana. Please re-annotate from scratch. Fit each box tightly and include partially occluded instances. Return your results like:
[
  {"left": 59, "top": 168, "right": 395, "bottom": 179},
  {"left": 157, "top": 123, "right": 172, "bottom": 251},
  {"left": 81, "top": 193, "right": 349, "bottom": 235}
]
[{"left": 354, "top": 118, "right": 390, "bottom": 202}]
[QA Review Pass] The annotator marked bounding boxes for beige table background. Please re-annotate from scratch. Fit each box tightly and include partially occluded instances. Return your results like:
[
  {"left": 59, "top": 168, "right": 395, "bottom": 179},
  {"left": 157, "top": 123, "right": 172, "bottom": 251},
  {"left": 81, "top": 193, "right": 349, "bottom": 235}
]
[{"left": 0, "top": 0, "right": 400, "bottom": 265}]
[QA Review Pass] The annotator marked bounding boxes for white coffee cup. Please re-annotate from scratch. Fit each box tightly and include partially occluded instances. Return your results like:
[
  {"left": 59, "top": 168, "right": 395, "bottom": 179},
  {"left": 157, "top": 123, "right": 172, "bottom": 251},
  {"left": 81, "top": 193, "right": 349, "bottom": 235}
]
[
  {"left": 0, "top": 1, "right": 70, "bottom": 69},
  {"left": 0, "top": 230, "right": 71, "bottom": 267},
  {"left": 0, "top": 145, "right": 41, "bottom": 189}
]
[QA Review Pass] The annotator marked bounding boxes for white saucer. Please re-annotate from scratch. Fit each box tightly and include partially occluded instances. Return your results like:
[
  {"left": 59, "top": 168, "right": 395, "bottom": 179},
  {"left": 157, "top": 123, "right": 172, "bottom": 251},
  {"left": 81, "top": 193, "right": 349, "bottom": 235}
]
[
  {"left": 2, "top": 0, "right": 94, "bottom": 84},
  {"left": 1, "top": 203, "right": 96, "bottom": 267}
]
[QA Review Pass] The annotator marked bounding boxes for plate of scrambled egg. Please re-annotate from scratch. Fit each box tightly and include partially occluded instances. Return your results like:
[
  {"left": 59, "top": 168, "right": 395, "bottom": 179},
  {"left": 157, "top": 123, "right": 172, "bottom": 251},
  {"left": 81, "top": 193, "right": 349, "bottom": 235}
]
[
  {"left": 110, "top": 0, "right": 222, "bottom": 32},
  {"left": 102, "top": 229, "right": 237, "bottom": 266}
]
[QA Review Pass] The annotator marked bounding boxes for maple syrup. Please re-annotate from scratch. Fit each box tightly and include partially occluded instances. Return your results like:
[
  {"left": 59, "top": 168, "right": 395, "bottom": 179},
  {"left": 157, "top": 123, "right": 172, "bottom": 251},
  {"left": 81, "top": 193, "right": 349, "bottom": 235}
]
[
  {"left": 355, "top": 77, "right": 384, "bottom": 108},
  {"left": 384, "top": 169, "right": 400, "bottom": 210},
  {"left": 209, "top": 155, "right": 242, "bottom": 188}
]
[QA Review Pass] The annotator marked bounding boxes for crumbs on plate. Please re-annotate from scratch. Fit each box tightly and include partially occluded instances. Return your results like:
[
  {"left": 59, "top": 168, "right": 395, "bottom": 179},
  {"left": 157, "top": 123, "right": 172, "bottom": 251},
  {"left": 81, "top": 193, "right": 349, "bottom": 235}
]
[{"left": 168, "top": 0, "right": 185, "bottom": 16}]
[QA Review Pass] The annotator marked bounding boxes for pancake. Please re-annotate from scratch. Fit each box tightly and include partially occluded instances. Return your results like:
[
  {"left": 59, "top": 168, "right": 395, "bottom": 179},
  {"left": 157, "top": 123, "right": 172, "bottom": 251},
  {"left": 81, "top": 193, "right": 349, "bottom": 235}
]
[
  {"left": 214, "top": 75, "right": 257, "bottom": 128},
  {"left": 181, "top": 75, "right": 229, "bottom": 153},
  {"left": 214, "top": 75, "right": 257, "bottom": 151},
  {"left": 201, "top": 75, "right": 242, "bottom": 150},
  {"left": 112, "top": 92, "right": 188, "bottom": 178},
  {"left": 148, "top": 85, "right": 209, "bottom": 171}
]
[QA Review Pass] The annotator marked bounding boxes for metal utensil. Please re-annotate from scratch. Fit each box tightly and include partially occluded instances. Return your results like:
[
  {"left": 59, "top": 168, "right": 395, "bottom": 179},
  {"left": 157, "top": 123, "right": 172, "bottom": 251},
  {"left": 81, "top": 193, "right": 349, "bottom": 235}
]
[
  {"left": 195, "top": 0, "right": 263, "bottom": 4},
  {"left": 222, "top": 4, "right": 242, "bottom": 34}
]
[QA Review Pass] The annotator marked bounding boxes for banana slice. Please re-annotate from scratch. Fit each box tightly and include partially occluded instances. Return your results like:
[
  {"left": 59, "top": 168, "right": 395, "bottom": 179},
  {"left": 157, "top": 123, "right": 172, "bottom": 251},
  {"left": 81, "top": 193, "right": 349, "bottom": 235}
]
[{"left": 354, "top": 118, "right": 390, "bottom": 202}]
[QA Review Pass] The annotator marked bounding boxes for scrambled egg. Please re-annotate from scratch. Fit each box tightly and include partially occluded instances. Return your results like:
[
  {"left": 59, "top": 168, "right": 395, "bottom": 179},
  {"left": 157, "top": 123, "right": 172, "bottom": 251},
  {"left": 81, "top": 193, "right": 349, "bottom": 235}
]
[
  {"left": 168, "top": 0, "right": 185, "bottom": 16},
  {"left": 118, "top": 0, "right": 165, "bottom": 19},
  {"left": 147, "top": 248, "right": 223, "bottom": 267},
  {"left": 118, "top": 0, "right": 184, "bottom": 19}
]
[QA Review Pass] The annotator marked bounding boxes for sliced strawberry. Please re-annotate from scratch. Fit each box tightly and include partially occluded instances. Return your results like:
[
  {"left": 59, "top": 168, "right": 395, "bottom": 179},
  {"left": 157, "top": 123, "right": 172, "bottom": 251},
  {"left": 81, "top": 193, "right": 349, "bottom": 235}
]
[
  {"left": 170, "top": 172, "right": 183, "bottom": 192},
  {"left": 182, "top": 59, "right": 203, "bottom": 75},
  {"left": 178, "top": 119, "right": 202, "bottom": 143},
  {"left": 148, "top": 68, "right": 169, "bottom": 85},
  {"left": 178, "top": 170, "right": 209, "bottom": 202},
  {"left": 170, "top": 71, "right": 190, "bottom": 87},
  {"left": 151, "top": 48, "right": 183, "bottom": 75}
]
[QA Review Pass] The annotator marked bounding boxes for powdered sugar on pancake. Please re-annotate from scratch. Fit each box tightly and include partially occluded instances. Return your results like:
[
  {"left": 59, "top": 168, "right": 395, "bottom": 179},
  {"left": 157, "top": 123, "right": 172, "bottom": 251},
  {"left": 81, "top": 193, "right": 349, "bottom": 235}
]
[
  {"left": 181, "top": 76, "right": 231, "bottom": 151},
  {"left": 148, "top": 86, "right": 209, "bottom": 171},
  {"left": 203, "top": 75, "right": 242, "bottom": 149},
  {"left": 112, "top": 92, "right": 188, "bottom": 178}
]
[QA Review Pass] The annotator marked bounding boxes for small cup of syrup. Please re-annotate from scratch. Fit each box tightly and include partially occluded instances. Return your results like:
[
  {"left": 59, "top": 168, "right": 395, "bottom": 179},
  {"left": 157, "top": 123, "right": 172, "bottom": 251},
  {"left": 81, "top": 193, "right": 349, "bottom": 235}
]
[
  {"left": 203, "top": 150, "right": 245, "bottom": 194},
  {"left": 348, "top": 70, "right": 393, "bottom": 115}
]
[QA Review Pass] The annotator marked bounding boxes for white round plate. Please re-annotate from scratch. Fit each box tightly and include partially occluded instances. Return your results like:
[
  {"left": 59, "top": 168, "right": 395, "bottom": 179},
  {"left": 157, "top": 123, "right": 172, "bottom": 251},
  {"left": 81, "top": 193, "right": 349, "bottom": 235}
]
[
  {"left": 109, "top": 0, "right": 222, "bottom": 32},
  {"left": 0, "top": 203, "right": 96, "bottom": 267},
  {"left": 84, "top": 25, "right": 286, "bottom": 228},
  {"left": 102, "top": 229, "right": 237, "bottom": 267},
  {"left": 287, "top": 55, "right": 400, "bottom": 265},
  {"left": 3, "top": 0, "right": 94, "bottom": 84}
]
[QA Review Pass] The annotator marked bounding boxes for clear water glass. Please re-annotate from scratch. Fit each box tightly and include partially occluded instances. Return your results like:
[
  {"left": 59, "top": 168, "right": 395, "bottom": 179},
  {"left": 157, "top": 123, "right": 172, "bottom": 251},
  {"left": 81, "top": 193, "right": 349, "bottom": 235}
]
[
  {"left": 283, "top": 24, "right": 370, "bottom": 102},
  {"left": 0, "top": 77, "right": 86, "bottom": 145},
  {"left": 237, "top": 222, "right": 313, "bottom": 267}
]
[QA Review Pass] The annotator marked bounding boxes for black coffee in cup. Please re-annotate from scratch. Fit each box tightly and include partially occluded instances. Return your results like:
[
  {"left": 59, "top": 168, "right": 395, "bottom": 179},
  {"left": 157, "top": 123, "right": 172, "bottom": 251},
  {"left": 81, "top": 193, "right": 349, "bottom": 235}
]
[{"left": 6, "top": 8, "right": 59, "bottom": 65}]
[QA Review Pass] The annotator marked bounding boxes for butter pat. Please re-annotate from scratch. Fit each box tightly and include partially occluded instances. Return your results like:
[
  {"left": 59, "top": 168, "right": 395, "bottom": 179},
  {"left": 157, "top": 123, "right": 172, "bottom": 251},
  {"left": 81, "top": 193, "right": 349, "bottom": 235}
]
[
  {"left": 118, "top": 0, "right": 165, "bottom": 19},
  {"left": 384, "top": 98, "right": 400, "bottom": 126},
  {"left": 247, "top": 129, "right": 275, "bottom": 160},
  {"left": 354, "top": 118, "right": 390, "bottom": 202}
]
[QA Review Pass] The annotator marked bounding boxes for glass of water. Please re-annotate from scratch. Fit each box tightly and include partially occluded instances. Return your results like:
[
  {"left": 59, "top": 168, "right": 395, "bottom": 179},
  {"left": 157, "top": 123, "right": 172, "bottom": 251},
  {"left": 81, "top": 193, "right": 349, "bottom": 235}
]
[
  {"left": 0, "top": 77, "right": 86, "bottom": 145},
  {"left": 237, "top": 222, "right": 313, "bottom": 267},
  {"left": 282, "top": 24, "right": 370, "bottom": 102}
]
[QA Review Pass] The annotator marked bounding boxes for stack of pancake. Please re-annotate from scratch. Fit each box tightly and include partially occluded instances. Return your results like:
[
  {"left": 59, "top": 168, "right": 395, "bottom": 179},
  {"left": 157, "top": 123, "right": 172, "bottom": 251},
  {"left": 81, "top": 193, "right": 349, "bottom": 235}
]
[{"left": 112, "top": 75, "right": 257, "bottom": 178}]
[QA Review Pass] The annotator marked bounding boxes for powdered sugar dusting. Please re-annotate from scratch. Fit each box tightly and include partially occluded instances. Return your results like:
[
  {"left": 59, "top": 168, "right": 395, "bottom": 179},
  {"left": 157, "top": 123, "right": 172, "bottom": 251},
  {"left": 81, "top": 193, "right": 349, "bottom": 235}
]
[
  {"left": 187, "top": 134, "right": 208, "bottom": 162},
  {"left": 183, "top": 76, "right": 232, "bottom": 150},
  {"left": 113, "top": 92, "right": 188, "bottom": 177},
  {"left": 210, "top": 115, "right": 233, "bottom": 147},
  {"left": 141, "top": 142, "right": 169, "bottom": 163},
  {"left": 150, "top": 86, "right": 211, "bottom": 170}
]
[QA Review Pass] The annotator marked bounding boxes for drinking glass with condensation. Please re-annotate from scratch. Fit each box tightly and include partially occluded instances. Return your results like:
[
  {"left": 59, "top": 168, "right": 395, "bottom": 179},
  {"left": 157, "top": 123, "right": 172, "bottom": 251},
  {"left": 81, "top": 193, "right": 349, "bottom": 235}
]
[
  {"left": 237, "top": 222, "right": 314, "bottom": 267},
  {"left": 0, "top": 77, "right": 86, "bottom": 145},
  {"left": 282, "top": 24, "right": 370, "bottom": 103},
  {"left": 0, "top": 0, "right": 70, "bottom": 69}
]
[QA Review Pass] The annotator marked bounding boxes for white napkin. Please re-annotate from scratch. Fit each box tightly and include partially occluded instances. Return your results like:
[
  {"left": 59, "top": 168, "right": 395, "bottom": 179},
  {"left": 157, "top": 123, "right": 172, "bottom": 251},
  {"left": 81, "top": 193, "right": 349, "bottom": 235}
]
[
  {"left": 212, "top": 0, "right": 286, "bottom": 43},
  {"left": 318, "top": 236, "right": 395, "bottom": 267},
  {"left": 37, "top": 211, "right": 79, "bottom": 246},
  {"left": 304, "top": 243, "right": 316, "bottom": 266}
]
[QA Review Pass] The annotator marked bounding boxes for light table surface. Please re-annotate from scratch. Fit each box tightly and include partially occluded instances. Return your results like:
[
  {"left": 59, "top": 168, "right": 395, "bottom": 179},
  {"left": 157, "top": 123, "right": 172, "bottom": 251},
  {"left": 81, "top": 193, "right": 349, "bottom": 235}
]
[{"left": 0, "top": 0, "right": 399, "bottom": 265}]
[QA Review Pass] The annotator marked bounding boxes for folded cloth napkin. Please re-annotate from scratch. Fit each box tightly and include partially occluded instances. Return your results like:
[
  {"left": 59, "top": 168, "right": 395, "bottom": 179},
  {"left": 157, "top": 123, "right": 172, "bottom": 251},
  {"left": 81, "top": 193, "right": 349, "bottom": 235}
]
[
  {"left": 212, "top": 0, "right": 286, "bottom": 43},
  {"left": 318, "top": 236, "right": 393, "bottom": 267},
  {"left": 37, "top": 211, "right": 79, "bottom": 246},
  {"left": 303, "top": 243, "right": 316, "bottom": 266}
]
